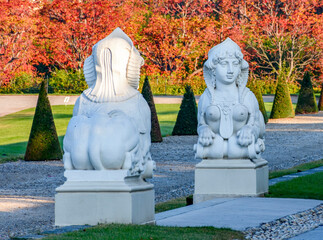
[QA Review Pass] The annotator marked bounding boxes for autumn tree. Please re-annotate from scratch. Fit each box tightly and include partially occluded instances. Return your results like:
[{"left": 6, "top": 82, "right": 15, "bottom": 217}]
[
  {"left": 0, "top": 0, "right": 44, "bottom": 86},
  {"left": 241, "top": 0, "right": 323, "bottom": 84},
  {"left": 38, "top": 0, "right": 139, "bottom": 72},
  {"left": 128, "top": 0, "right": 245, "bottom": 93}
]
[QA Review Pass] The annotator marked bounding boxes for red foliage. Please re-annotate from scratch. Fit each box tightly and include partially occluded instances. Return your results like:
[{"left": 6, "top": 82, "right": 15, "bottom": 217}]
[
  {"left": 38, "top": 0, "right": 131, "bottom": 71},
  {"left": 0, "top": 0, "right": 322, "bottom": 89},
  {"left": 0, "top": 0, "right": 43, "bottom": 85},
  {"left": 240, "top": 0, "right": 323, "bottom": 81}
]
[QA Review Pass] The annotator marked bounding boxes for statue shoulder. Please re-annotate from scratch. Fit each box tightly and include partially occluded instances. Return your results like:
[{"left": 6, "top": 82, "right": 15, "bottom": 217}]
[
  {"left": 242, "top": 87, "right": 259, "bottom": 111},
  {"left": 242, "top": 87, "right": 257, "bottom": 102},
  {"left": 199, "top": 89, "right": 211, "bottom": 106}
]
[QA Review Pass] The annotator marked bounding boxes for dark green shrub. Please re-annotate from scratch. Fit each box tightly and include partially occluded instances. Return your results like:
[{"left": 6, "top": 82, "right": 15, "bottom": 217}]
[
  {"left": 49, "top": 69, "right": 87, "bottom": 94},
  {"left": 270, "top": 76, "right": 295, "bottom": 119},
  {"left": 172, "top": 85, "right": 198, "bottom": 135},
  {"left": 24, "top": 81, "right": 62, "bottom": 161},
  {"left": 318, "top": 83, "right": 323, "bottom": 111},
  {"left": 0, "top": 72, "right": 41, "bottom": 93},
  {"left": 247, "top": 80, "right": 268, "bottom": 124},
  {"left": 295, "top": 72, "right": 318, "bottom": 114},
  {"left": 141, "top": 76, "right": 162, "bottom": 142}
]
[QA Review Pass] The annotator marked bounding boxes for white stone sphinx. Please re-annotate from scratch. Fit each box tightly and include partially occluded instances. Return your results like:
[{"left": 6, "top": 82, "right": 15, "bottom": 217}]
[
  {"left": 193, "top": 38, "right": 268, "bottom": 203},
  {"left": 55, "top": 28, "right": 155, "bottom": 226}
]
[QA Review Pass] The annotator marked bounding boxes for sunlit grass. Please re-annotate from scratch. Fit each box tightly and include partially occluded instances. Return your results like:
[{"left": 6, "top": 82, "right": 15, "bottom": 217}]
[
  {"left": 266, "top": 172, "right": 323, "bottom": 200},
  {"left": 43, "top": 224, "right": 244, "bottom": 240},
  {"left": 0, "top": 104, "right": 179, "bottom": 162},
  {"left": 0, "top": 101, "right": 300, "bottom": 163}
]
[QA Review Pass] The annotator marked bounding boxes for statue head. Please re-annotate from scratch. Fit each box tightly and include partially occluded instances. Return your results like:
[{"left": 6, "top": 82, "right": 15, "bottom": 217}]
[
  {"left": 203, "top": 38, "right": 249, "bottom": 101},
  {"left": 83, "top": 28, "right": 144, "bottom": 102}
]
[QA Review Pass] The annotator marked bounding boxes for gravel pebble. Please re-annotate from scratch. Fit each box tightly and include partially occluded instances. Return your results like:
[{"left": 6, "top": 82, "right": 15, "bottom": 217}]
[{"left": 244, "top": 204, "right": 323, "bottom": 240}]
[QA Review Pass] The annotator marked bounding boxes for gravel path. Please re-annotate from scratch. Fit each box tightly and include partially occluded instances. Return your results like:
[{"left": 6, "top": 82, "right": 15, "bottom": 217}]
[{"left": 0, "top": 112, "right": 323, "bottom": 239}]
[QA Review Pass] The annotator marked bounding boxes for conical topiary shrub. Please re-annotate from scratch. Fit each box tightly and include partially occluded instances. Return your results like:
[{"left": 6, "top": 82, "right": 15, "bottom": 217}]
[
  {"left": 141, "top": 76, "right": 162, "bottom": 142},
  {"left": 25, "top": 81, "right": 62, "bottom": 161},
  {"left": 318, "top": 83, "right": 323, "bottom": 111},
  {"left": 172, "top": 85, "right": 198, "bottom": 135},
  {"left": 247, "top": 80, "right": 268, "bottom": 124},
  {"left": 270, "top": 76, "right": 295, "bottom": 119},
  {"left": 295, "top": 72, "right": 318, "bottom": 114}
]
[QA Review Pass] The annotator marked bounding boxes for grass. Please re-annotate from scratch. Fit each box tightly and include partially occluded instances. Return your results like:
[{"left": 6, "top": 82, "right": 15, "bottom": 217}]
[
  {"left": 0, "top": 101, "right": 310, "bottom": 164},
  {"left": 266, "top": 172, "right": 323, "bottom": 200},
  {"left": 0, "top": 104, "right": 180, "bottom": 163},
  {"left": 42, "top": 224, "right": 244, "bottom": 240},
  {"left": 155, "top": 196, "right": 187, "bottom": 213},
  {"left": 155, "top": 104, "right": 180, "bottom": 136},
  {"left": 269, "top": 159, "right": 323, "bottom": 179},
  {"left": 0, "top": 105, "right": 72, "bottom": 162}
]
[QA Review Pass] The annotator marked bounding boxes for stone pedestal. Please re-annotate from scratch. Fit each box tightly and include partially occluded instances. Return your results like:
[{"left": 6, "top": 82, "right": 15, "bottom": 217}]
[
  {"left": 55, "top": 170, "right": 155, "bottom": 226},
  {"left": 194, "top": 159, "right": 268, "bottom": 204}
]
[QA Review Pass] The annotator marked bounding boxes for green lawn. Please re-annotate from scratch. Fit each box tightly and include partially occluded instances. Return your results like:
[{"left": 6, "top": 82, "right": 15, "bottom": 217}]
[
  {"left": 0, "top": 104, "right": 180, "bottom": 163},
  {"left": 266, "top": 172, "right": 323, "bottom": 200},
  {"left": 155, "top": 104, "right": 180, "bottom": 136},
  {"left": 43, "top": 224, "right": 244, "bottom": 240},
  {"left": 0, "top": 101, "right": 300, "bottom": 163},
  {"left": 155, "top": 196, "right": 188, "bottom": 213}
]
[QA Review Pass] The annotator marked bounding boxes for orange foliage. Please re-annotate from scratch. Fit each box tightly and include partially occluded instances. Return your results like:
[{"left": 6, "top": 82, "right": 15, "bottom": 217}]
[{"left": 0, "top": 0, "right": 322, "bottom": 90}]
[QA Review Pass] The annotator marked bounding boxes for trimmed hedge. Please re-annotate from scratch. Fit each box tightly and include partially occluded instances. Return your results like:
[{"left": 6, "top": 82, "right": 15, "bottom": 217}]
[
  {"left": 270, "top": 76, "right": 295, "bottom": 119},
  {"left": 141, "top": 76, "right": 163, "bottom": 142},
  {"left": 247, "top": 80, "right": 268, "bottom": 124},
  {"left": 172, "top": 85, "right": 198, "bottom": 135},
  {"left": 295, "top": 72, "right": 318, "bottom": 114},
  {"left": 317, "top": 83, "right": 323, "bottom": 111},
  {"left": 24, "top": 81, "right": 62, "bottom": 161}
]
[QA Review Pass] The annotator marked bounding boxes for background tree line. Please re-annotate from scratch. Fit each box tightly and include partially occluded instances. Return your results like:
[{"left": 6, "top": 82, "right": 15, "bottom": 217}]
[{"left": 0, "top": 0, "right": 322, "bottom": 95}]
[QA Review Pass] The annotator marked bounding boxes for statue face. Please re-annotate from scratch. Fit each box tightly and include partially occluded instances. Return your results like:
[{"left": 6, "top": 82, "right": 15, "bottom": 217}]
[{"left": 215, "top": 57, "right": 240, "bottom": 85}]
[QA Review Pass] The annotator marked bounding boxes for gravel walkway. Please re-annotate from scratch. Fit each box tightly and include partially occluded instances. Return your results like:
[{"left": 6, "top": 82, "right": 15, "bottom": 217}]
[{"left": 0, "top": 112, "right": 323, "bottom": 239}]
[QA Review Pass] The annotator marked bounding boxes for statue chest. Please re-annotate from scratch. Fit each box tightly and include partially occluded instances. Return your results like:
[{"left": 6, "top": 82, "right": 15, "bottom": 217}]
[{"left": 205, "top": 101, "right": 248, "bottom": 139}]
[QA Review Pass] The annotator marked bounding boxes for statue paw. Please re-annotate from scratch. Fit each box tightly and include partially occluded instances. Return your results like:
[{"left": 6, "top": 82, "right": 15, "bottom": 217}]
[
  {"left": 237, "top": 125, "right": 254, "bottom": 147},
  {"left": 198, "top": 126, "right": 216, "bottom": 147}
]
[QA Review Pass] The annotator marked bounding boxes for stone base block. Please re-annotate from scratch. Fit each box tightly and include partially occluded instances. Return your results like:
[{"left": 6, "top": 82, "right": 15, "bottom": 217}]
[
  {"left": 194, "top": 159, "right": 268, "bottom": 204},
  {"left": 55, "top": 170, "right": 155, "bottom": 226}
]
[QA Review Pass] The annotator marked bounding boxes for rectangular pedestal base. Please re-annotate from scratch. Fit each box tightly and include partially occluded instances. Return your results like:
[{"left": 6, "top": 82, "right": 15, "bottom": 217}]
[
  {"left": 194, "top": 159, "right": 268, "bottom": 204},
  {"left": 55, "top": 171, "right": 155, "bottom": 226}
]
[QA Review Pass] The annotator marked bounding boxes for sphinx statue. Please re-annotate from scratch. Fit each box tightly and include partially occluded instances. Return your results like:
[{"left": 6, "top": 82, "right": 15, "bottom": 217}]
[
  {"left": 63, "top": 28, "right": 154, "bottom": 178},
  {"left": 194, "top": 38, "right": 265, "bottom": 160}
]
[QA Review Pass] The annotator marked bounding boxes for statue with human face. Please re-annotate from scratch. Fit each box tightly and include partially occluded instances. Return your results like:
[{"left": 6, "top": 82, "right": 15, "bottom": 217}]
[{"left": 194, "top": 38, "right": 265, "bottom": 160}]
